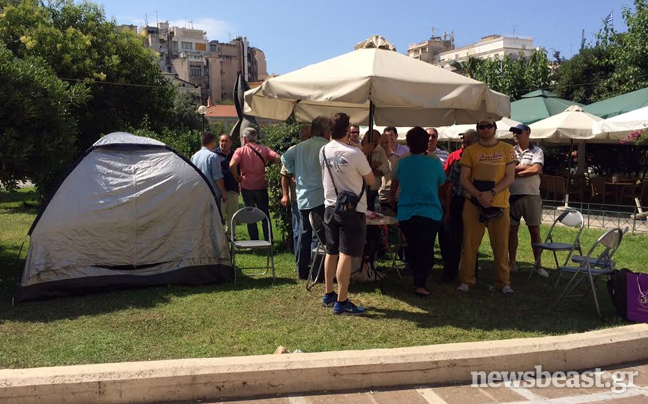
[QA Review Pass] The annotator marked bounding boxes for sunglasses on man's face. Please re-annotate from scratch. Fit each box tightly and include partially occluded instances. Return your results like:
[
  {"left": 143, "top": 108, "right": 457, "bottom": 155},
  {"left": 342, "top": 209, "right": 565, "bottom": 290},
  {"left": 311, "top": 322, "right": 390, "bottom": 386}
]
[
  {"left": 350, "top": 130, "right": 360, "bottom": 134},
  {"left": 429, "top": 135, "right": 438, "bottom": 139},
  {"left": 478, "top": 124, "right": 494, "bottom": 130}
]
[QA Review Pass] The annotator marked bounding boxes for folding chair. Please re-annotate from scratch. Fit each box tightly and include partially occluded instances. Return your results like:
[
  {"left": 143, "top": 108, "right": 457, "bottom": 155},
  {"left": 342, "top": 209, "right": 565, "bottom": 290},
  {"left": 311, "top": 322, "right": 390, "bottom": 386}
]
[
  {"left": 306, "top": 211, "right": 328, "bottom": 292},
  {"left": 552, "top": 227, "right": 625, "bottom": 319},
  {"left": 386, "top": 225, "right": 406, "bottom": 280},
  {"left": 529, "top": 208, "right": 584, "bottom": 283},
  {"left": 230, "top": 207, "right": 275, "bottom": 285}
]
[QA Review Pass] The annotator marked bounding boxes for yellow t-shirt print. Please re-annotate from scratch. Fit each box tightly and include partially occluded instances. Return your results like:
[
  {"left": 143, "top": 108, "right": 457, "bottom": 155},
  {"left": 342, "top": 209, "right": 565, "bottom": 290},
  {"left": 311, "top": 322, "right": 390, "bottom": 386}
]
[{"left": 459, "top": 141, "right": 517, "bottom": 208}]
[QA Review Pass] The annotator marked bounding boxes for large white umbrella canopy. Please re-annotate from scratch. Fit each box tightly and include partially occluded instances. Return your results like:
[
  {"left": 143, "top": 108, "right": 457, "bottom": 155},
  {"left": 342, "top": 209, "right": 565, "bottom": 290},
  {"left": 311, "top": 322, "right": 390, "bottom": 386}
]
[
  {"left": 529, "top": 105, "right": 603, "bottom": 143},
  {"left": 438, "top": 117, "right": 523, "bottom": 141},
  {"left": 244, "top": 48, "right": 510, "bottom": 126},
  {"left": 592, "top": 105, "right": 648, "bottom": 140}
]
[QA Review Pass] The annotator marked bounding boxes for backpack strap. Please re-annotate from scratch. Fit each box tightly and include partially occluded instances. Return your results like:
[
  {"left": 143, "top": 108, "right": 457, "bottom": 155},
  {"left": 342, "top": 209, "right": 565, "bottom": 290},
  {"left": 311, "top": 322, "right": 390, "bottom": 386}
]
[
  {"left": 321, "top": 147, "right": 365, "bottom": 200},
  {"left": 246, "top": 144, "right": 266, "bottom": 166}
]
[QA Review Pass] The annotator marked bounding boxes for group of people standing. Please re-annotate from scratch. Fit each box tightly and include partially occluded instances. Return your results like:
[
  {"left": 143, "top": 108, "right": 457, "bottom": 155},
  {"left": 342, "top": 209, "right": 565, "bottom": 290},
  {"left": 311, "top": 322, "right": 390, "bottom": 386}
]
[
  {"left": 191, "top": 113, "right": 544, "bottom": 316},
  {"left": 190, "top": 128, "right": 280, "bottom": 241}
]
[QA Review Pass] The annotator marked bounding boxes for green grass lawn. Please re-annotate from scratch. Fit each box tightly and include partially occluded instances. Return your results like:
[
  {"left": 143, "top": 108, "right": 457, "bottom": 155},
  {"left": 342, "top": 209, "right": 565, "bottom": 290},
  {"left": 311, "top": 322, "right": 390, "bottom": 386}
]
[{"left": 1, "top": 189, "right": 647, "bottom": 369}]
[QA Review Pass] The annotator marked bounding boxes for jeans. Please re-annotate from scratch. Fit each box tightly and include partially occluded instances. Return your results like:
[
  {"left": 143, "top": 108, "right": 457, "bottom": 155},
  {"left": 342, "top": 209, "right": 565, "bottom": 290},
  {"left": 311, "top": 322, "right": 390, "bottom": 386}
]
[
  {"left": 297, "top": 204, "right": 325, "bottom": 279},
  {"left": 400, "top": 216, "right": 440, "bottom": 288},
  {"left": 240, "top": 188, "right": 272, "bottom": 241},
  {"left": 291, "top": 201, "right": 302, "bottom": 258}
]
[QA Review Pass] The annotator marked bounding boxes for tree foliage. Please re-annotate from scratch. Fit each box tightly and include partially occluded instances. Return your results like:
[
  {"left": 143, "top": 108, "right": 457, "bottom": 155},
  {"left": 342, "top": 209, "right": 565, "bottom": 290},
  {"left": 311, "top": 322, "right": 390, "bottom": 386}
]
[
  {"left": 555, "top": 0, "right": 648, "bottom": 103},
  {"left": 0, "top": 0, "right": 187, "bottom": 197},
  {"left": 262, "top": 121, "right": 302, "bottom": 245},
  {"left": 452, "top": 49, "right": 551, "bottom": 101}
]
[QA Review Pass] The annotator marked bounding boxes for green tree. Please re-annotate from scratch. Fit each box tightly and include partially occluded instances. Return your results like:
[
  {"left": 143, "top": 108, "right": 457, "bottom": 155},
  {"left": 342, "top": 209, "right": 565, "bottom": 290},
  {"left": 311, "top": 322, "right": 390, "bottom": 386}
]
[
  {"left": 524, "top": 48, "right": 551, "bottom": 94},
  {"left": 0, "top": 0, "right": 176, "bottom": 196},
  {"left": 450, "top": 56, "right": 484, "bottom": 79},
  {"left": 263, "top": 121, "right": 301, "bottom": 247},
  {"left": 0, "top": 43, "right": 89, "bottom": 194},
  {"left": 610, "top": 0, "right": 648, "bottom": 93}
]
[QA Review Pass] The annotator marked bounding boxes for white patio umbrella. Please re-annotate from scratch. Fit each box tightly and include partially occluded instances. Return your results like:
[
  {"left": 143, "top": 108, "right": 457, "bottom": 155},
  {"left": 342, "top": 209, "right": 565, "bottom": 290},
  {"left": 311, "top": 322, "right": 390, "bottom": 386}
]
[
  {"left": 592, "top": 105, "right": 648, "bottom": 140},
  {"left": 244, "top": 48, "right": 510, "bottom": 130},
  {"left": 529, "top": 105, "right": 603, "bottom": 143},
  {"left": 438, "top": 117, "right": 523, "bottom": 141},
  {"left": 530, "top": 106, "right": 604, "bottom": 203}
]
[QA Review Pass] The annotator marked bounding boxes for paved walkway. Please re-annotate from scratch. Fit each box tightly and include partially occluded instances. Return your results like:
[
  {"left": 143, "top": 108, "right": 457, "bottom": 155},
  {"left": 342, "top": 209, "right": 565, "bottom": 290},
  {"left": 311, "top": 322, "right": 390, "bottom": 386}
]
[{"left": 194, "top": 362, "right": 648, "bottom": 404}]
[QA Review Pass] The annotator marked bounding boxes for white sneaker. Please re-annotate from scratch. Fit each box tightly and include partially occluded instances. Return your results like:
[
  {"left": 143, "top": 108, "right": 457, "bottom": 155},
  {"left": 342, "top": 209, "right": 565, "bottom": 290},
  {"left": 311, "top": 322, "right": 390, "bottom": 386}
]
[
  {"left": 456, "top": 283, "right": 470, "bottom": 292},
  {"left": 535, "top": 268, "right": 550, "bottom": 278},
  {"left": 501, "top": 285, "right": 515, "bottom": 295}
]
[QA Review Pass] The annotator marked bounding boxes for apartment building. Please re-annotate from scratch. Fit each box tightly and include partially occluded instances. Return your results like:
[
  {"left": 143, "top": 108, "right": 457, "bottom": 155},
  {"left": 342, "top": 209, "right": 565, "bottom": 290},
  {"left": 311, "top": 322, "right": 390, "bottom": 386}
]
[
  {"left": 436, "top": 34, "right": 533, "bottom": 68},
  {"left": 138, "top": 21, "right": 268, "bottom": 103},
  {"left": 407, "top": 29, "right": 454, "bottom": 64}
]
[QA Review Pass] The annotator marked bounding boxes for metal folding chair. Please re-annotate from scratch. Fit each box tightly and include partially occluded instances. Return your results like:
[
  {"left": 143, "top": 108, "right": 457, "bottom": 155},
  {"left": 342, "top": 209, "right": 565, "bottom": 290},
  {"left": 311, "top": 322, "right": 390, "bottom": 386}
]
[
  {"left": 552, "top": 227, "right": 625, "bottom": 319},
  {"left": 386, "top": 225, "right": 406, "bottom": 280},
  {"left": 230, "top": 207, "right": 275, "bottom": 285},
  {"left": 529, "top": 208, "right": 584, "bottom": 284},
  {"left": 306, "top": 211, "right": 327, "bottom": 292}
]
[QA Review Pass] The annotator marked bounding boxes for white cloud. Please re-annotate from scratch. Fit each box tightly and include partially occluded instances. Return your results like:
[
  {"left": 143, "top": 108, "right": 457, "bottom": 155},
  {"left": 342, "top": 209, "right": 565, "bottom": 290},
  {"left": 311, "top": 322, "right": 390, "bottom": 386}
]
[{"left": 168, "top": 18, "right": 233, "bottom": 42}]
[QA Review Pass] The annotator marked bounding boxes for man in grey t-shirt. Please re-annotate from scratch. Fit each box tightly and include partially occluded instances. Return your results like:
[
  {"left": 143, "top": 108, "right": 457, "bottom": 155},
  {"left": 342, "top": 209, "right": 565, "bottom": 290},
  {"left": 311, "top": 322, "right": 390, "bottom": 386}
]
[{"left": 508, "top": 124, "right": 545, "bottom": 276}]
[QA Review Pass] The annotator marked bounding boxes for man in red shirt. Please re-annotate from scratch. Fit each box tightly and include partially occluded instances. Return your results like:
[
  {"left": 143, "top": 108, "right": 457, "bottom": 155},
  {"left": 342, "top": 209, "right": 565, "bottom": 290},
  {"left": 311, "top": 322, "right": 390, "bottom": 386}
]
[{"left": 230, "top": 127, "right": 281, "bottom": 241}]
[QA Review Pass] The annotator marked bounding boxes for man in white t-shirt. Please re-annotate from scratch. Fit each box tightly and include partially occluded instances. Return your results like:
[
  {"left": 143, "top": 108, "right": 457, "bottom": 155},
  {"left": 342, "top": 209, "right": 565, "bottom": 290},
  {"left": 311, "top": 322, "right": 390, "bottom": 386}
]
[
  {"left": 508, "top": 124, "right": 545, "bottom": 276},
  {"left": 319, "top": 112, "right": 375, "bottom": 315}
]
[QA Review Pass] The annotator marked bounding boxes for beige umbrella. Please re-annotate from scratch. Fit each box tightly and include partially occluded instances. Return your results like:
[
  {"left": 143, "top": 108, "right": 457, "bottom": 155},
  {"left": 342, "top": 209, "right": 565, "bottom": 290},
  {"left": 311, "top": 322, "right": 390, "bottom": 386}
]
[
  {"left": 438, "top": 117, "right": 523, "bottom": 141},
  {"left": 244, "top": 48, "right": 510, "bottom": 127},
  {"left": 529, "top": 105, "right": 603, "bottom": 143}
]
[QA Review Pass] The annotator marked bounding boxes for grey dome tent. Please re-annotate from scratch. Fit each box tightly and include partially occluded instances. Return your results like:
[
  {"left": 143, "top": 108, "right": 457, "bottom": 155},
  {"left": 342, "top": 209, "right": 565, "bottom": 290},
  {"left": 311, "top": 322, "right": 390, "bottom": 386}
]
[{"left": 16, "top": 132, "right": 232, "bottom": 302}]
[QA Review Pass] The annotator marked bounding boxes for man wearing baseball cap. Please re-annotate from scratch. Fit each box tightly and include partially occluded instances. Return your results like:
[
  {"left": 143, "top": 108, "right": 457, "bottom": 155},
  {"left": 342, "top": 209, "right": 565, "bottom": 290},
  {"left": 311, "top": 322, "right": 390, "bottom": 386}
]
[{"left": 508, "top": 123, "right": 545, "bottom": 277}]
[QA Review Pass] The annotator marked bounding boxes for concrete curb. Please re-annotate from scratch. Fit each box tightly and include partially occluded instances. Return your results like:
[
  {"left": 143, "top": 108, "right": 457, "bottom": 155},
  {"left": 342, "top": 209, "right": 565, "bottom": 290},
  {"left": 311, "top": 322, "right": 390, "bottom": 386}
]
[{"left": 1, "top": 324, "right": 648, "bottom": 404}]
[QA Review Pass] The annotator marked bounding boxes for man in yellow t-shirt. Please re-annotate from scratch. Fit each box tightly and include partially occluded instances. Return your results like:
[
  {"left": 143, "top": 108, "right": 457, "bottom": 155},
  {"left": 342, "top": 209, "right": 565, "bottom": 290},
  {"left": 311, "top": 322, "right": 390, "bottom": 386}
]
[{"left": 457, "top": 120, "right": 517, "bottom": 294}]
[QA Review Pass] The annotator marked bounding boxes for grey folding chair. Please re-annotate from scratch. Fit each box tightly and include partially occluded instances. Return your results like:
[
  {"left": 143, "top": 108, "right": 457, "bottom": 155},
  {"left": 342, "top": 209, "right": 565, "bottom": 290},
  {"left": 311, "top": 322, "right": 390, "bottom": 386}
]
[
  {"left": 529, "top": 208, "right": 584, "bottom": 284},
  {"left": 230, "top": 207, "right": 275, "bottom": 284},
  {"left": 552, "top": 227, "right": 625, "bottom": 319},
  {"left": 306, "top": 212, "right": 327, "bottom": 292}
]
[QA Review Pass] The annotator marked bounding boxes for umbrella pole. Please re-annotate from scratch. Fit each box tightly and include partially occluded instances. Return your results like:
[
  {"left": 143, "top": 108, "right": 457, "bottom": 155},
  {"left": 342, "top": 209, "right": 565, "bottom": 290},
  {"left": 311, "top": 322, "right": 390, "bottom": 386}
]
[
  {"left": 368, "top": 101, "right": 375, "bottom": 143},
  {"left": 565, "top": 139, "right": 574, "bottom": 207}
]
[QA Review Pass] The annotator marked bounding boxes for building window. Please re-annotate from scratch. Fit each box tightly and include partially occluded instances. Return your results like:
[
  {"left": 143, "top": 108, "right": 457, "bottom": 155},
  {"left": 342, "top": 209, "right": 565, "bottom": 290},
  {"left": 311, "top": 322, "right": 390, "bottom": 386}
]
[
  {"left": 522, "top": 44, "right": 527, "bottom": 50},
  {"left": 190, "top": 66, "right": 202, "bottom": 77},
  {"left": 181, "top": 42, "right": 193, "bottom": 51},
  {"left": 210, "top": 44, "right": 219, "bottom": 52},
  {"left": 204, "top": 66, "right": 209, "bottom": 76}
]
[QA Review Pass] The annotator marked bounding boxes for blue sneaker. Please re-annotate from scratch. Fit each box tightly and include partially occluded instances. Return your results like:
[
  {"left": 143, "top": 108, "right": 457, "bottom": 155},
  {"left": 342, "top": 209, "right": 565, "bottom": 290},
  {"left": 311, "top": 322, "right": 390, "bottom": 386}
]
[
  {"left": 322, "top": 291, "right": 338, "bottom": 307},
  {"left": 333, "top": 300, "right": 366, "bottom": 316}
]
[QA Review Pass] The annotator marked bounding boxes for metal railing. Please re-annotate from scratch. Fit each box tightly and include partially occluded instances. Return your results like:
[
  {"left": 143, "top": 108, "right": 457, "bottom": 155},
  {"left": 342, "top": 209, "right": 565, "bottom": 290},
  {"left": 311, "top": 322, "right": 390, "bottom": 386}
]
[{"left": 541, "top": 200, "right": 648, "bottom": 234}]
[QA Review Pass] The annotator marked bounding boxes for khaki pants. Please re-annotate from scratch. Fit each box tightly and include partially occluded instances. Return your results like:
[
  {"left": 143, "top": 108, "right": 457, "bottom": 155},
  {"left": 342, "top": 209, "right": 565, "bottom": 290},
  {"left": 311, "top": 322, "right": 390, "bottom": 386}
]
[
  {"left": 459, "top": 201, "right": 511, "bottom": 288},
  {"left": 223, "top": 191, "right": 240, "bottom": 236}
]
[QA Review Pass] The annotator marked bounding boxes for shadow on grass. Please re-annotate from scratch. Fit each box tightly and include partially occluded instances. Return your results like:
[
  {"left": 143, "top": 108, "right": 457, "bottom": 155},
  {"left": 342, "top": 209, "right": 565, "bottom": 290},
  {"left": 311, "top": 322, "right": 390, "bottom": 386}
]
[
  {"left": 0, "top": 272, "right": 296, "bottom": 324},
  {"left": 352, "top": 257, "right": 627, "bottom": 336}
]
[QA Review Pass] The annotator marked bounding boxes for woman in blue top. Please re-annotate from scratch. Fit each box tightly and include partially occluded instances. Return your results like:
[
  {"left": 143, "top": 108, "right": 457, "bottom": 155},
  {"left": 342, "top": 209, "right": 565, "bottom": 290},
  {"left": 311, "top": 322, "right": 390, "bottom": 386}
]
[{"left": 394, "top": 127, "right": 446, "bottom": 297}]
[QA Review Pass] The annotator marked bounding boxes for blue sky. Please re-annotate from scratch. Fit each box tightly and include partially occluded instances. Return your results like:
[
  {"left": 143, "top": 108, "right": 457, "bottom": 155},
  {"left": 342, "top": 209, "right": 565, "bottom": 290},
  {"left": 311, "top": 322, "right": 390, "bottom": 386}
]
[{"left": 98, "top": 0, "right": 633, "bottom": 75}]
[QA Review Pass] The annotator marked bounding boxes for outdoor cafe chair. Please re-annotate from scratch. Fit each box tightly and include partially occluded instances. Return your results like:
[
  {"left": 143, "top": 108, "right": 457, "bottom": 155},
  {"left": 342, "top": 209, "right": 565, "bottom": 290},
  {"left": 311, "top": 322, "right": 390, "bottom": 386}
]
[
  {"left": 230, "top": 207, "right": 275, "bottom": 285},
  {"left": 386, "top": 225, "right": 406, "bottom": 280},
  {"left": 620, "top": 180, "right": 648, "bottom": 205},
  {"left": 552, "top": 227, "right": 625, "bottom": 319},
  {"left": 306, "top": 211, "right": 328, "bottom": 292},
  {"left": 590, "top": 177, "right": 615, "bottom": 204},
  {"left": 529, "top": 208, "right": 584, "bottom": 283}
]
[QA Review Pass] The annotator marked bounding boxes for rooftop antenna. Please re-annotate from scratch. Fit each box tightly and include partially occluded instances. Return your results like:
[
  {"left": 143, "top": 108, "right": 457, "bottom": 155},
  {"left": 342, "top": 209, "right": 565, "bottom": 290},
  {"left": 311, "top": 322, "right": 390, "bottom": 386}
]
[
  {"left": 190, "top": 19, "right": 193, "bottom": 29},
  {"left": 431, "top": 26, "right": 435, "bottom": 38},
  {"left": 511, "top": 24, "right": 518, "bottom": 37},
  {"left": 155, "top": 11, "right": 158, "bottom": 27},
  {"left": 144, "top": 13, "right": 148, "bottom": 27}
]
